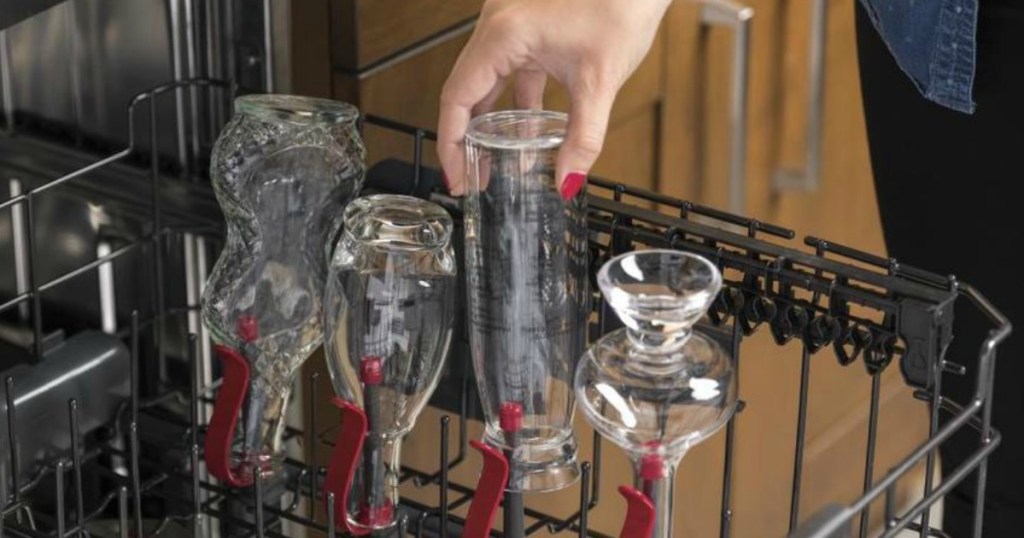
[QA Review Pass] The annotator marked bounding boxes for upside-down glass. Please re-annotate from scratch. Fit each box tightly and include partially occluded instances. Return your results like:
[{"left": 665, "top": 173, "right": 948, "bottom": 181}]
[
  {"left": 574, "top": 250, "right": 738, "bottom": 538},
  {"left": 463, "top": 110, "right": 589, "bottom": 493},
  {"left": 322, "top": 195, "right": 456, "bottom": 534},
  {"left": 201, "top": 95, "right": 365, "bottom": 486}
]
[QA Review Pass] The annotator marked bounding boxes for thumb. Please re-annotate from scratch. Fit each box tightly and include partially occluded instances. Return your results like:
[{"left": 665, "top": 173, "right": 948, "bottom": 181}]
[{"left": 556, "top": 84, "right": 615, "bottom": 201}]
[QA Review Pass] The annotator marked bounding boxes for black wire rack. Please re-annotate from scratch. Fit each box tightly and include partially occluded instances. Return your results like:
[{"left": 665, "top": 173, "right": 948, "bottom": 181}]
[{"left": 0, "top": 78, "right": 1010, "bottom": 538}]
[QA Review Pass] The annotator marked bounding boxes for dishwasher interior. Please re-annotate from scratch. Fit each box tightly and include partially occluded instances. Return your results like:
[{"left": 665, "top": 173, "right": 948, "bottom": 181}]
[{"left": 0, "top": 2, "right": 1010, "bottom": 537}]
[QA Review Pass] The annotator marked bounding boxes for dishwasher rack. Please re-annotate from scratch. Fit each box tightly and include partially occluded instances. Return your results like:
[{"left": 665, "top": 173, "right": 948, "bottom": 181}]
[{"left": 0, "top": 78, "right": 1010, "bottom": 538}]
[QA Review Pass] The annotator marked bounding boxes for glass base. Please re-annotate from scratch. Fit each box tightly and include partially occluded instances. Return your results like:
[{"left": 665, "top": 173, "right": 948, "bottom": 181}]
[{"left": 484, "top": 428, "right": 580, "bottom": 493}]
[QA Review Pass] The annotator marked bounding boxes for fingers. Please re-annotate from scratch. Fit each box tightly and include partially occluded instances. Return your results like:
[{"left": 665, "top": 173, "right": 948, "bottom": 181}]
[
  {"left": 556, "top": 81, "right": 616, "bottom": 201},
  {"left": 438, "top": 11, "right": 526, "bottom": 196},
  {"left": 438, "top": 41, "right": 508, "bottom": 196},
  {"left": 514, "top": 67, "right": 547, "bottom": 110}
]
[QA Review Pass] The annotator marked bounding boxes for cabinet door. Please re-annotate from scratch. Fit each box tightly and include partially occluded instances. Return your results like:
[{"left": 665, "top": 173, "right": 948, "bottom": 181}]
[{"left": 657, "top": 1, "right": 929, "bottom": 536}]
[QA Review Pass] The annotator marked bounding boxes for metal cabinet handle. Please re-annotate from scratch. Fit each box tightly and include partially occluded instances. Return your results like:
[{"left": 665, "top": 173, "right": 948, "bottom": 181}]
[
  {"left": 699, "top": 0, "right": 754, "bottom": 214},
  {"left": 775, "top": 0, "right": 828, "bottom": 192}
]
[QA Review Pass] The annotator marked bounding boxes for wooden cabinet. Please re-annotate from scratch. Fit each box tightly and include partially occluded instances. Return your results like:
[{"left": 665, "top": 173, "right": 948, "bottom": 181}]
[{"left": 291, "top": 1, "right": 929, "bottom": 535}]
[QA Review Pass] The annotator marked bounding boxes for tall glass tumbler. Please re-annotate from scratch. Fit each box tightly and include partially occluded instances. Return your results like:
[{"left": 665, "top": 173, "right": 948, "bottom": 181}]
[{"left": 463, "top": 110, "right": 589, "bottom": 492}]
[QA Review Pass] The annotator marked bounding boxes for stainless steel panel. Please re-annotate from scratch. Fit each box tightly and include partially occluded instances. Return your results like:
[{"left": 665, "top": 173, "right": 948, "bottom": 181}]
[
  {"left": 0, "top": 0, "right": 66, "bottom": 31},
  {"left": 6, "top": 0, "right": 178, "bottom": 153}
]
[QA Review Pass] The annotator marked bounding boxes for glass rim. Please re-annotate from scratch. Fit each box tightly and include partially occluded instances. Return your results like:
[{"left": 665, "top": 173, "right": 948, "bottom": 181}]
[
  {"left": 343, "top": 194, "right": 454, "bottom": 250},
  {"left": 465, "top": 109, "right": 568, "bottom": 150},
  {"left": 235, "top": 94, "right": 359, "bottom": 124},
  {"left": 597, "top": 249, "right": 723, "bottom": 310}
]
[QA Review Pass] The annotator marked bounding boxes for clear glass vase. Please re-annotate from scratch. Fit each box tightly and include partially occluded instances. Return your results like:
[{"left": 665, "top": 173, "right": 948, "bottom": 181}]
[
  {"left": 463, "top": 110, "right": 589, "bottom": 493},
  {"left": 201, "top": 94, "right": 365, "bottom": 486},
  {"left": 574, "top": 250, "right": 738, "bottom": 538},
  {"left": 322, "top": 194, "right": 456, "bottom": 533}
]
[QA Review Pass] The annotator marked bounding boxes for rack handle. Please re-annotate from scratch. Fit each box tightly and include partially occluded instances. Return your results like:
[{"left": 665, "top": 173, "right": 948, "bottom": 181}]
[
  {"left": 699, "top": 0, "right": 753, "bottom": 214},
  {"left": 774, "top": 0, "right": 828, "bottom": 192},
  {"left": 323, "top": 397, "right": 371, "bottom": 535},
  {"left": 204, "top": 344, "right": 252, "bottom": 487},
  {"left": 617, "top": 486, "right": 656, "bottom": 538},
  {"left": 462, "top": 441, "right": 510, "bottom": 538}
]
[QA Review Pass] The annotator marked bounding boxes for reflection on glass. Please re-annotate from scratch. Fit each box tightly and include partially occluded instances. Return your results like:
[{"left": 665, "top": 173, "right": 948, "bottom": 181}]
[
  {"left": 202, "top": 94, "right": 364, "bottom": 485},
  {"left": 323, "top": 194, "right": 456, "bottom": 533},
  {"left": 463, "top": 110, "right": 589, "bottom": 493},
  {"left": 575, "top": 250, "right": 737, "bottom": 538}
]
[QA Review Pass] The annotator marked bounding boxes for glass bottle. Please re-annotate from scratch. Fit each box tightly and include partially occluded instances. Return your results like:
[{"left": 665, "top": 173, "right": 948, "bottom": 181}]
[
  {"left": 321, "top": 194, "right": 456, "bottom": 534},
  {"left": 463, "top": 110, "right": 589, "bottom": 493},
  {"left": 574, "top": 250, "right": 738, "bottom": 538},
  {"left": 201, "top": 94, "right": 365, "bottom": 486}
]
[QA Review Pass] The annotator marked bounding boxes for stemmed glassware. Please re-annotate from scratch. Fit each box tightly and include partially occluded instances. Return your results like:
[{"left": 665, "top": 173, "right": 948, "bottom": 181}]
[{"left": 574, "top": 249, "right": 738, "bottom": 538}]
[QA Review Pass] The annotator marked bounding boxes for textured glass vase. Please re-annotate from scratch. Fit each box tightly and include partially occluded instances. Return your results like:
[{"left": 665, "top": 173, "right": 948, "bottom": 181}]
[{"left": 201, "top": 94, "right": 365, "bottom": 486}]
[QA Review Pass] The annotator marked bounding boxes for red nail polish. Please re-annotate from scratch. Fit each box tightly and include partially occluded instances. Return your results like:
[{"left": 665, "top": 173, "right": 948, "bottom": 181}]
[{"left": 560, "top": 172, "right": 585, "bottom": 201}]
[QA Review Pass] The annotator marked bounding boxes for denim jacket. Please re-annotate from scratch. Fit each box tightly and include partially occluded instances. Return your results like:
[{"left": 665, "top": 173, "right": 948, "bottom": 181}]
[{"left": 859, "top": 0, "right": 978, "bottom": 113}]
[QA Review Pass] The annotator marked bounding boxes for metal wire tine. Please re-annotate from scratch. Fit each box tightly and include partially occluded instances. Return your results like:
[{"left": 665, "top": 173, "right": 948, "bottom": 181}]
[
  {"left": 439, "top": 415, "right": 450, "bottom": 538},
  {"left": 590, "top": 432, "right": 602, "bottom": 507},
  {"left": 262, "top": 0, "right": 275, "bottom": 91},
  {"left": 188, "top": 333, "right": 200, "bottom": 448},
  {"left": 68, "top": 399, "right": 84, "bottom": 538},
  {"left": 0, "top": 29, "right": 13, "bottom": 134},
  {"left": 308, "top": 370, "right": 318, "bottom": 520},
  {"left": 920, "top": 358, "right": 944, "bottom": 538},
  {"left": 24, "top": 196, "right": 42, "bottom": 362},
  {"left": 254, "top": 467, "right": 266, "bottom": 538},
  {"left": 883, "top": 471, "right": 896, "bottom": 530},
  {"left": 577, "top": 462, "right": 592, "bottom": 537},
  {"left": 415, "top": 511, "right": 429, "bottom": 538},
  {"left": 859, "top": 374, "right": 883, "bottom": 538},
  {"left": 55, "top": 460, "right": 66, "bottom": 538},
  {"left": 167, "top": 0, "right": 187, "bottom": 169},
  {"left": 971, "top": 347, "right": 998, "bottom": 538},
  {"left": 789, "top": 343, "right": 812, "bottom": 532},
  {"left": 191, "top": 444, "right": 201, "bottom": 537},
  {"left": 130, "top": 422, "right": 144, "bottom": 538},
  {"left": 130, "top": 311, "right": 140, "bottom": 426},
  {"left": 720, "top": 320, "right": 744, "bottom": 538},
  {"left": 7, "top": 180, "right": 28, "bottom": 323},
  {"left": 1, "top": 461, "right": 7, "bottom": 538},
  {"left": 183, "top": 0, "right": 201, "bottom": 173},
  {"left": 4, "top": 377, "right": 18, "bottom": 504},
  {"left": 118, "top": 486, "right": 128, "bottom": 538},
  {"left": 398, "top": 515, "right": 409, "bottom": 537},
  {"left": 149, "top": 95, "right": 167, "bottom": 382},
  {"left": 413, "top": 129, "right": 425, "bottom": 193},
  {"left": 326, "top": 491, "right": 337, "bottom": 538}
]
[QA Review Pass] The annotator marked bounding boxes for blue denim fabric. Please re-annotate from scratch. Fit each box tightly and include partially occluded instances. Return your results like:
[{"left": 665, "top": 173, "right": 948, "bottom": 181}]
[{"left": 858, "top": 0, "right": 978, "bottom": 113}]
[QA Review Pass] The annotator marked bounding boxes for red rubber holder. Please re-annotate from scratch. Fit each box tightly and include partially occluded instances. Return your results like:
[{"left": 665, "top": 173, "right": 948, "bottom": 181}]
[
  {"left": 617, "top": 486, "right": 656, "bottom": 538},
  {"left": 204, "top": 344, "right": 253, "bottom": 487},
  {"left": 462, "top": 440, "right": 510, "bottom": 538},
  {"left": 323, "top": 397, "right": 370, "bottom": 535}
]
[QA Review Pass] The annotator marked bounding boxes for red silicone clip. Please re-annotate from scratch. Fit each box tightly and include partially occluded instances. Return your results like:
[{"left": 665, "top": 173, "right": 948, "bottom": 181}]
[
  {"left": 462, "top": 440, "right": 510, "bottom": 538},
  {"left": 323, "top": 397, "right": 370, "bottom": 535},
  {"left": 204, "top": 344, "right": 253, "bottom": 487},
  {"left": 617, "top": 485, "right": 656, "bottom": 538}
]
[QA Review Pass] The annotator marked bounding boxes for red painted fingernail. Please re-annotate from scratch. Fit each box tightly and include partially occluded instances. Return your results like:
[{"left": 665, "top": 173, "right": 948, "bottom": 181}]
[{"left": 560, "top": 172, "right": 585, "bottom": 201}]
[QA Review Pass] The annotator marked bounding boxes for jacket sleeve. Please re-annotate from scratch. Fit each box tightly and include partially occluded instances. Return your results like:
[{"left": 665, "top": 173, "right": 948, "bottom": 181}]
[{"left": 858, "top": 0, "right": 978, "bottom": 114}]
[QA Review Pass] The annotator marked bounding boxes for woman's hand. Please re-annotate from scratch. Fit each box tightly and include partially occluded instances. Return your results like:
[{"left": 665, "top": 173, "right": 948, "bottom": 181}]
[{"left": 437, "top": 0, "right": 672, "bottom": 199}]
